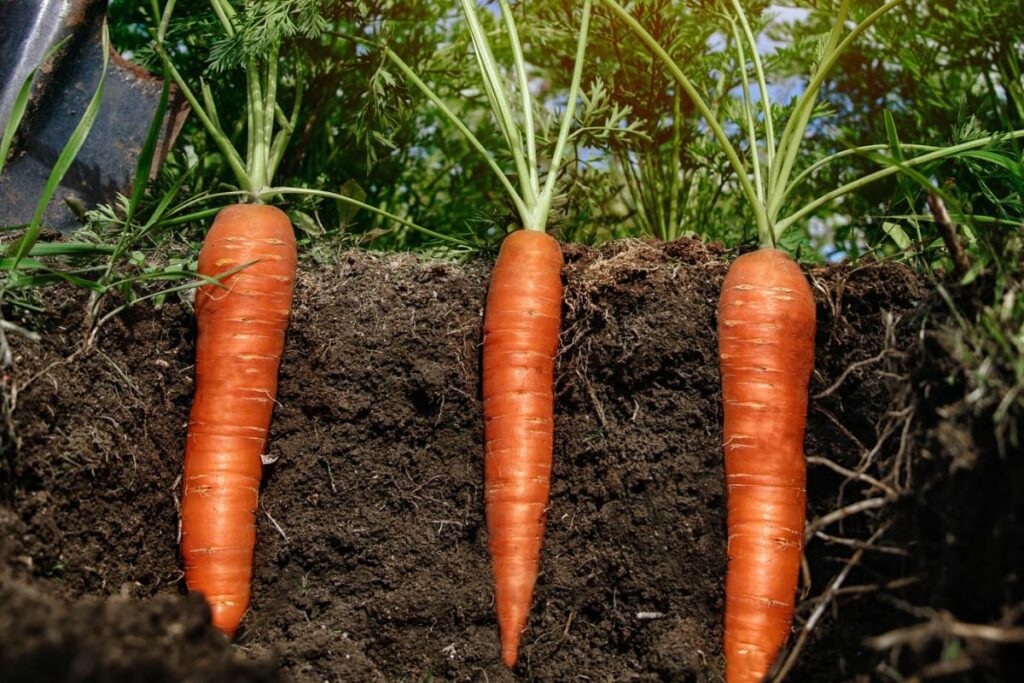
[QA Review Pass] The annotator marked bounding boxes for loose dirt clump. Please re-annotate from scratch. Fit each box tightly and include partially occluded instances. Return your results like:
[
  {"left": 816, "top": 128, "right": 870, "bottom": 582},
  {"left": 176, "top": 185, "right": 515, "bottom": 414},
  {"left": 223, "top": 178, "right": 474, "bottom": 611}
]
[
  {"left": 0, "top": 241, "right": 945, "bottom": 681},
  {"left": 0, "top": 570, "right": 281, "bottom": 682}
]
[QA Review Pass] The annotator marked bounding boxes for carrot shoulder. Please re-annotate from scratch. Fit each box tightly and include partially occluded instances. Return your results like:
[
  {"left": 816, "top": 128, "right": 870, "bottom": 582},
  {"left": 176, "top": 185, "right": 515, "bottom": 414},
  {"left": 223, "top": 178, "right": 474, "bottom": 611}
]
[
  {"left": 483, "top": 229, "right": 564, "bottom": 667},
  {"left": 718, "top": 249, "right": 816, "bottom": 682},
  {"left": 181, "top": 204, "right": 297, "bottom": 637}
]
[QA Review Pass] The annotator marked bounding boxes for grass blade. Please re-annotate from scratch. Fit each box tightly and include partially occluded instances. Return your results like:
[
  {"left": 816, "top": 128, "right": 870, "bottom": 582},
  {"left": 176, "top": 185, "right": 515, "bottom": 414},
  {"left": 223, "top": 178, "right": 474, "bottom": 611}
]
[
  {"left": 0, "top": 36, "right": 72, "bottom": 178},
  {"left": 26, "top": 242, "right": 116, "bottom": 257},
  {"left": 125, "top": 69, "right": 171, "bottom": 225}
]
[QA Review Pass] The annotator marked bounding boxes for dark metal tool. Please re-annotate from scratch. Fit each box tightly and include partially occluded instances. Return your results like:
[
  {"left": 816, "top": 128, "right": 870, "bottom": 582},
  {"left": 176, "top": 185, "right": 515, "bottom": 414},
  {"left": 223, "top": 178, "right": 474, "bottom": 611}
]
[{"left": 0, "top": 0, "right": 187, "bottom": 230}]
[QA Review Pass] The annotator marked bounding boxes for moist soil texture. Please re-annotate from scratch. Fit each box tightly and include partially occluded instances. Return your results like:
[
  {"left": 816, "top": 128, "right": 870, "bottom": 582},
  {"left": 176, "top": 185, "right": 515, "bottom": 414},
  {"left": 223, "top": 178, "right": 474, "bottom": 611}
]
[{"left": 3, "top": 239, "right": 1010, "bottom": 682}]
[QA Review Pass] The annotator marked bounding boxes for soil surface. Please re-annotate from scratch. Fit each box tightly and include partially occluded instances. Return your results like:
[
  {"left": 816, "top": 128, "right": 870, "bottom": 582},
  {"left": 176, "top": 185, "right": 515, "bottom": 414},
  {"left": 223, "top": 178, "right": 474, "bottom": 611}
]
[{"left": 1, "top": 240, "right": 979, "bottom": 682}]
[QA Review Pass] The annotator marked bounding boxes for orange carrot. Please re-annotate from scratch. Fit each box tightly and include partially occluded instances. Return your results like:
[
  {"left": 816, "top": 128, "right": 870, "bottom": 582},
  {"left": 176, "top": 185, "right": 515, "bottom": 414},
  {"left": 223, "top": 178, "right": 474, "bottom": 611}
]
[
  {"left": 482, "top": 229, "right": 564, "bottom": 667},
  {"left": 717, "top": 248, "right": 816, "bottom": 683},
  {"left": 181, "top": 204, "right": 297, "bottom": 637},
  {"left": 386, "top": 0, "right": 589, "bottom": 664}
]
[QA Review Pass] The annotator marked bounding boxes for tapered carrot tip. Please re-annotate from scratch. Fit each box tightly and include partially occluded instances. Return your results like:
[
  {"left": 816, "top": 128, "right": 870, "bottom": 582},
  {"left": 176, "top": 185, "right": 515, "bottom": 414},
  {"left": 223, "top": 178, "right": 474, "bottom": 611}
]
[
  {"left": 499, "top": 607, "right": 528, "bottom": 667},
  {"left": 497, "top": 579, "right": 534, "bottom": 666},
  {"left": 209, "top": 602, "right": 245, "bottom": 639}
]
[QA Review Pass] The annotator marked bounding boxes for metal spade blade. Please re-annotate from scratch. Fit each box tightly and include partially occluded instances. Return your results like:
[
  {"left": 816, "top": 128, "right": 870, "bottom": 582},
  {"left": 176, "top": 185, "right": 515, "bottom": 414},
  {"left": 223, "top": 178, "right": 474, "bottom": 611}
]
[{"left": 0, "top": 0, "right": 187, "bottom": 231}]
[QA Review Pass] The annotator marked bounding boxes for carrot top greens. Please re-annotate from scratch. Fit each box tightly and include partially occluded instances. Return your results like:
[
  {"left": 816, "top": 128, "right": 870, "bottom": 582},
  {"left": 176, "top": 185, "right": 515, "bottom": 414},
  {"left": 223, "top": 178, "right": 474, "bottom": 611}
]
[
  {"left": 383, "top": 0, "right": 595, "bottom": 234},
  {"left": 154, "top": 0, "right": 312, "bottom": 199},
  {"left": 599, "top": 0, "right": 1024, "bottom": 251},
  {"left": 2, "top": 1, "right": 1023, "bottom": 303}
]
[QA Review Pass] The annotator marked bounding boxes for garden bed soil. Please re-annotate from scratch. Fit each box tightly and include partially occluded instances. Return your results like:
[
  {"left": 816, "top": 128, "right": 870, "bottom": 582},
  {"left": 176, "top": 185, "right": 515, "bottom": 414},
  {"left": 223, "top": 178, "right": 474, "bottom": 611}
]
[{"left": 3, "top": 239, "right": 1011, "bottom": 682}]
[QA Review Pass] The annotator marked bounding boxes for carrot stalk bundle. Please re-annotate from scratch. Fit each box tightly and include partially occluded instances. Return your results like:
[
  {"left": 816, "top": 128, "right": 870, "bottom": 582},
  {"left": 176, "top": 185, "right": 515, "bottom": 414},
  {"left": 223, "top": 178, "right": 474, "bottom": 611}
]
[
  {"left": 181, "top": 205, "right": 297, "bottom": 636},
  {"left": 482, "top": 230, "right": 564, "bottom": 666},
  {"left": 718, "top": 249, "right": 815, "bottom": 682}
]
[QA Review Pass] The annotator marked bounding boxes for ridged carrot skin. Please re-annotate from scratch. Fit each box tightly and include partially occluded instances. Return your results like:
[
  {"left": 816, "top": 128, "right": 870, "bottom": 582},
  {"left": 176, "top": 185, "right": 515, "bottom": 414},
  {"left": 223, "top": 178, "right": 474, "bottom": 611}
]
[
  {"left": 181, "top": 204, "right": 297, "bottom": 637},
  {"left": 717, "top": 249, "right": 816, "bottom": 683},
  {"left": 482, "top": 230, "right": 564, "bottom": 667}
]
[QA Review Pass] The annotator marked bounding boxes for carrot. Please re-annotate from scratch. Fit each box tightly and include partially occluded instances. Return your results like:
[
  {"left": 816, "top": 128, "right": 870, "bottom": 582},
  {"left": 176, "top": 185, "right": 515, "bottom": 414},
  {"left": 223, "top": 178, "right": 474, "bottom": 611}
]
[
  {"left": 718, "top": 248, "right": 815, "bottom": 682},
  {"left": 181, "top": 204, "right": 297, "bottom": 637},
  {"left": 596, "top": 2, "right": 966, "bottom": 679},
  {"left": 483, "top": 229, "right": 564, "bottom": 667},
  {"left": 160, "top": 1, "right": 445, "bottom": 638},
  {"left": 152, "top": 0, "right": 311, "bottom": 637},
  {"left": 387, "top": 0, "right": 591, "bottom": 664}
]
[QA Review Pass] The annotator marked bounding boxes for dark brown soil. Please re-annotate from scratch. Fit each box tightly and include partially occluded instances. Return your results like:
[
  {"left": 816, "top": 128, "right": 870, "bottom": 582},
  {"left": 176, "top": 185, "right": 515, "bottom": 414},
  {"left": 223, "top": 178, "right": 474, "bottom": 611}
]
[
  {"left": 0, "top": 240, "right": 951, "bottom": 681},
  {"left": 0, "top": 571, "right": 280, "bottom": 682}
]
